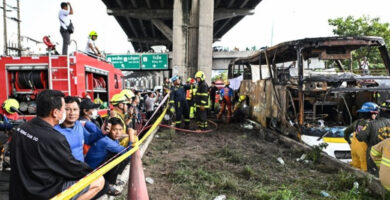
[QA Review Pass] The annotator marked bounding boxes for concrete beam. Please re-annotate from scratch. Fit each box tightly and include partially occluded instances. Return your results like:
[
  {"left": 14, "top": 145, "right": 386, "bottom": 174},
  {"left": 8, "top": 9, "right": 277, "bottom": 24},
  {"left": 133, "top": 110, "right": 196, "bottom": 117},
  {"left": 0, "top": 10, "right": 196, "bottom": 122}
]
[
  {"left": 107, "top": 8, "right": 253, "bottom": 21},
  {"left": 151, "top": 19, "right": 173, "bottom": 42},
  {"left": 128, "top": 38, "right": 171, "bottom": 45},
  {"left": 107, "top": 8, "right": 172, "bottom": 19},
  {"left": 214, "top": 8, "right": 254, "bottom": 21}
]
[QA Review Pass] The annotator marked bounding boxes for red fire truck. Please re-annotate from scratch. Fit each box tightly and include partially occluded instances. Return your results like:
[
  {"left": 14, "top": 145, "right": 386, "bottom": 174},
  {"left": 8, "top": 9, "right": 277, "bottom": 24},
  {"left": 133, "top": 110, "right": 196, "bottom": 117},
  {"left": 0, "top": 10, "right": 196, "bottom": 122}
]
[{"left": 0, "top": 52, "right": 123, "bottom": 120}]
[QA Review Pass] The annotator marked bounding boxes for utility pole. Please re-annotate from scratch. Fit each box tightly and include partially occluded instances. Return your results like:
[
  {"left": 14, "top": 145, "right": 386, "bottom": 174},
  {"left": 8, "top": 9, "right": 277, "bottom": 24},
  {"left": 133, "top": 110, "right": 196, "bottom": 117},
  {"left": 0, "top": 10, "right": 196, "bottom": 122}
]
[
  {"left": 3, "top": 0, "right": 7, "bottom": 55},
  {"left": 16, "top": 0, "right": 20, "bottom": 56}
]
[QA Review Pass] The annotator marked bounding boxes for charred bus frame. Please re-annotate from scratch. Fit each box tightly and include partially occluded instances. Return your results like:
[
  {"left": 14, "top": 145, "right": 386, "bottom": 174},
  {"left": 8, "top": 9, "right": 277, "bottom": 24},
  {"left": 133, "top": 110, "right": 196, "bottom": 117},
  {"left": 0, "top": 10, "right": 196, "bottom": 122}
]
[{"left": 228, "top": 36, "right": 390, "bottom": 139}]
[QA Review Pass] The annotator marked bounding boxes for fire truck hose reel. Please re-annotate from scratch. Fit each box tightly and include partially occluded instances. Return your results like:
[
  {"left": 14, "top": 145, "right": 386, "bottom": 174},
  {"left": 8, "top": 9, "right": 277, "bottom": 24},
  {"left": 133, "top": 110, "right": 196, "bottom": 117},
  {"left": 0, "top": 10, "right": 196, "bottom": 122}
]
[{"left": 16, "top": 71, "right": 46, "bottom": 89}]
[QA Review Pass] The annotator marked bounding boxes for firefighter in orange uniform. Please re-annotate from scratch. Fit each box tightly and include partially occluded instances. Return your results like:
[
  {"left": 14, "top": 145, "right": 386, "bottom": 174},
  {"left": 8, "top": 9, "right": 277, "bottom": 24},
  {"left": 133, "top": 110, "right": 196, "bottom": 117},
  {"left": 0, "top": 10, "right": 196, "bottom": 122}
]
[{"left": 217, "top": 80, "right": 233, "bottom": 123}]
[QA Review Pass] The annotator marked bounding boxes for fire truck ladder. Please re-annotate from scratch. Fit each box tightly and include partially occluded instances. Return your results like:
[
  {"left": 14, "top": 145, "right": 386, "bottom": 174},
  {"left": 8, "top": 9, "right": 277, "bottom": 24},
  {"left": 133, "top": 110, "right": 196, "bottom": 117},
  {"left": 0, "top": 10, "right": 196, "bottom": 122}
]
[{"left": 48, "top": 51, "right": 72, "bottom": 95}]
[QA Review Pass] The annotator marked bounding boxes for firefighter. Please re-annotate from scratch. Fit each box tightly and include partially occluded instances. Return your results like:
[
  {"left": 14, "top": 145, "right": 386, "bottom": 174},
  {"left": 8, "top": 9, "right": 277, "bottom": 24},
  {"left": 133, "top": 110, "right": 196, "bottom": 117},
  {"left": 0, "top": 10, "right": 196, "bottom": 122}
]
[
  {"left": 186, "top": 78, "right": 196, "bottom": 119},
  {"left": 217, "top": 80, "right": 233, "bottom": 123},
  {"left": 169, "top": 76, "right": 190, "bottom": 129},
  {"left": 357, "top": 101, "right": 390, "bottom": 175},
  {"left": 110, "top": 94, "right": 129, "bottom": 134},
  {"left": 370, "top": 139, "right": 390, "bottom": 191},
  {"left": 233, "top": 95, "right": 247, "bottom": 113},
  {"left": 163, "top": 77, "right": 171, "bottom": 97},
  {"left": 85, "top": 31, "right": 101, "bottom": 57},
  {"left": 344, "top": 102, "right": 378, "bottom": 171},
  {"left": 0, "top": 98, "right": 20, "bottom": 131},
  {"left": 194, "top": 71, "right": 209, "bottom": 131}
]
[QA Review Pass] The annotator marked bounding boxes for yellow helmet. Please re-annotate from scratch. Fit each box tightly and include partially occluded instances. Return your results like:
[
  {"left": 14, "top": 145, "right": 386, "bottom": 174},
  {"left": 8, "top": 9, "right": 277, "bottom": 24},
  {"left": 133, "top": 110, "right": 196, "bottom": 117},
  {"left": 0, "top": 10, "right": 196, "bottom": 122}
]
[
  {"left": 120, "top": 89, "right": 134, "bottom": 101},
  {"left": 3, "top": 98, "right": 19, "bottom": 114},
  {"left": 224, "top": 80, "right": 230, "bottom": 86},
  {"left": 94, "top": 98, "right": 104, "bottom": 106},
  {"left": 195, "top": 71, "right": 205, "bottom": 81},
  {"left": 239, "top": 95, "right": 246, "bottom": 102},
  {"left": 187, "top": 77, "right": 192, "bottom": 82},
  {"left": 110, "top": 93, "right": 126, "bottom": 106},
  {"left": 89, "top": 31, "right": 98, "bottom": 38}
]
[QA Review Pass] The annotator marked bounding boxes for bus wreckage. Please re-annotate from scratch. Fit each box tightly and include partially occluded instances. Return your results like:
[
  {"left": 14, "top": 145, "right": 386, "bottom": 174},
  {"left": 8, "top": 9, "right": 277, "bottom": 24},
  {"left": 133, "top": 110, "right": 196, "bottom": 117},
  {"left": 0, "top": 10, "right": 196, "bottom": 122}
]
[{"left": 228, "top": 36, "right": 390, "bottom": 162}]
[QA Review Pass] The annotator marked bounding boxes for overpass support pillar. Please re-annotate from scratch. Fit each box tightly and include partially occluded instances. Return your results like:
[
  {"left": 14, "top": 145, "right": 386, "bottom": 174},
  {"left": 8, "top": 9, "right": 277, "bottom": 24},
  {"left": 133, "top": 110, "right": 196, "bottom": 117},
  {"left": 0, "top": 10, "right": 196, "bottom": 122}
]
[
  {"left": 172, "top": 0, "right": 189, "bottom": 79},
  {"left": 197, "top": 0, "right": 214, "bottom": 84},
  {"left": 172, "top": 0, "right": 213, "bottom": 83}
]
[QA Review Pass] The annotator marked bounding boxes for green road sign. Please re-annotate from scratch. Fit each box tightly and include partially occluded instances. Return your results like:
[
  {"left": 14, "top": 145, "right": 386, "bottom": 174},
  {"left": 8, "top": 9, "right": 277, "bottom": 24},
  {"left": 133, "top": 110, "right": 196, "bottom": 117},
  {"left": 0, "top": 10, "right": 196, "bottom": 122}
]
[
  {"left": 141, "top": 54, "right": 168, "bottom": 70},
  {"left": 106, "top": 55, "right": 140, "bottom": 70}
]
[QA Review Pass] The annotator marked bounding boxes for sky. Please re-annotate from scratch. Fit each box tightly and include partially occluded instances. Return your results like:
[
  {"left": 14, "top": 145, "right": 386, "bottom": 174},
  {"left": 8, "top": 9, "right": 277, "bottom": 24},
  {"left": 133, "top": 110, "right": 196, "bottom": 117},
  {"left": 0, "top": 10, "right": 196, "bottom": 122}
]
[{"left": 1, "top": 0, "right": 390, "bottom": 55}]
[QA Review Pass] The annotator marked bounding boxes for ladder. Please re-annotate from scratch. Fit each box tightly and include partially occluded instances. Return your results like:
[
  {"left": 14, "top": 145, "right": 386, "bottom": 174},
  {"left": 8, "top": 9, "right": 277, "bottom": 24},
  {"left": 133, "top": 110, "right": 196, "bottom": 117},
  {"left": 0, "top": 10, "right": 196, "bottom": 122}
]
[{"left": 48, "top": 51, "right": 72, "bottom": 95}]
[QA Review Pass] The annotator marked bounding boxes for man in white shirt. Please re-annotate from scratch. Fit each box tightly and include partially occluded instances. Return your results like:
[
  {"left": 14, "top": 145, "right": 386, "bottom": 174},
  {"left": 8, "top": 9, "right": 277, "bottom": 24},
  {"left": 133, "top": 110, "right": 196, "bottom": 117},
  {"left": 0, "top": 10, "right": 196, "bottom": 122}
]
[
  {"left": 361, "top": 56, "right": 370, "bottom": 75},
  {"left": 59, "top": 2, "right": 73, "bottom": 55},
  {"left": 145, "top": 92, "right": 158, "bottom": 119},
  {"left": 85, "top": 31, "right": 101, "bottom": 57}
]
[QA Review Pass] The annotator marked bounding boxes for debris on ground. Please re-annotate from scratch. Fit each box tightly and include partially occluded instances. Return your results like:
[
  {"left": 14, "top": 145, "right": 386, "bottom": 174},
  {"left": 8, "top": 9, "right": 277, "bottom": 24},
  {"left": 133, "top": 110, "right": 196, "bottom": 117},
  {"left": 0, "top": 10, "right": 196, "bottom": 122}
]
[
  {"left": 213, "top": 194, "right": 226, "bottom": 200},
  {"left": 142, "top": 123, "right": 380, "bottom": 200},
  {"left": 277, "top": 157, "right": 285, "bottom": 165},
  {"left": 320, "top": 190, "right": 331, "bottom": 197},
  {"left": 145, "top": 177, "right": 154, "bottom": 185},
  {"left": 240, "top": 123, "right": 253, "bottom": 130}
]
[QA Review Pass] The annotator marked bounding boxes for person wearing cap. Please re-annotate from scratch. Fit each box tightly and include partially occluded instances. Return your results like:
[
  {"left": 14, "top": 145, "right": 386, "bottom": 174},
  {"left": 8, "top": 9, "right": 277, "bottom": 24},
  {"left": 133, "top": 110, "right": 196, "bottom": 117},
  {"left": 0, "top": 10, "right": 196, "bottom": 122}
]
[
  {"left": 217, "top": 80, "right": 233, "bottom": 123},
  {"left": 79, "top": 98, "right": 101, "bottom": 125},
  {"left": 169, "top": 75, "right": 190, "bottom": 129},
  {"left": 344, "top": 102, "right": 378, "bottom": 172},
  {"left": 357, "top": 101, "right": 390, "bottom": 175},
  {"left": 54, "top": 96, "right": 110, "bottom": 162}
]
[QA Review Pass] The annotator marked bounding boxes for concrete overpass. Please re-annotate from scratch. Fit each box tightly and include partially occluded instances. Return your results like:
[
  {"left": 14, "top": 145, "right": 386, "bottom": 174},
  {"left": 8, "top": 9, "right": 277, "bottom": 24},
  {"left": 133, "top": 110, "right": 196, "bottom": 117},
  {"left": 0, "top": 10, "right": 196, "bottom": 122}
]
[{"left": 102, "top": 0, "right": 262, "bottom": 83}]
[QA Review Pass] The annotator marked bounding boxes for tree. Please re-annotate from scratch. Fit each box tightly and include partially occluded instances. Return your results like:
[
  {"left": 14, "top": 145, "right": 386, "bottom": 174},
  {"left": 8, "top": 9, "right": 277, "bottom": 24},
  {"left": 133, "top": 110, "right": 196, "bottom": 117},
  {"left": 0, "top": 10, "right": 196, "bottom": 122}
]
[{"left": 328, "top": 16, "right": 390, "bottom": 69}]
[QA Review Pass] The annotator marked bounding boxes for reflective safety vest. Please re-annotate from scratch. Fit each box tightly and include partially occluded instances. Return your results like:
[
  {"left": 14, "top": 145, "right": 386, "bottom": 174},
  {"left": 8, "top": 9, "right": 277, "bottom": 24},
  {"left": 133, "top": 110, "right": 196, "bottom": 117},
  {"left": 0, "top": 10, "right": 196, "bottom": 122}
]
[
  {"left": 186, "top": 85, "right": 194, "bottom": 100},
  {"left": 370, "top": 139, "right": 390, "bottom": 191}
]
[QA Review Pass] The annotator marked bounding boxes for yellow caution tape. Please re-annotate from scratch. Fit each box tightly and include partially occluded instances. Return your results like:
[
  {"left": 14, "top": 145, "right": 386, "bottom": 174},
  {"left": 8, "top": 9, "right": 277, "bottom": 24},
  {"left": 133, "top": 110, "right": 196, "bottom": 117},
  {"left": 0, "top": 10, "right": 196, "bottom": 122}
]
[{"left": 51, "top": 106, "right": 168, "bottom": 200}]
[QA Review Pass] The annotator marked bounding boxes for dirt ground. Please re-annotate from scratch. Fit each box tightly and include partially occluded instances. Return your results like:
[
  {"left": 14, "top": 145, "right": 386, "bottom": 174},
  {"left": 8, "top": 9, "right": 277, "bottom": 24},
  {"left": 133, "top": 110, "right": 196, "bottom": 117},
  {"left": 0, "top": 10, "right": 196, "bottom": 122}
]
[{"left": 137, "top": 120, "right": 380, "bottom": 200}]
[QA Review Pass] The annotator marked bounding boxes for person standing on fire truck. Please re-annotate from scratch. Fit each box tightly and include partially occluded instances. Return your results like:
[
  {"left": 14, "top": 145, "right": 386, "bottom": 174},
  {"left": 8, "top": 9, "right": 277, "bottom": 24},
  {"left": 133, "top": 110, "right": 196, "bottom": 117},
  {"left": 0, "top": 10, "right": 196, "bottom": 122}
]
[
  {"left": 85, "top": 31, "right": 102, "bottom": 57},
  {"left": 59, "top": 2, "right": 73, "bottom": 55},
  {"left": 217, "top": 80, "right": 233, "bottom": 123}
]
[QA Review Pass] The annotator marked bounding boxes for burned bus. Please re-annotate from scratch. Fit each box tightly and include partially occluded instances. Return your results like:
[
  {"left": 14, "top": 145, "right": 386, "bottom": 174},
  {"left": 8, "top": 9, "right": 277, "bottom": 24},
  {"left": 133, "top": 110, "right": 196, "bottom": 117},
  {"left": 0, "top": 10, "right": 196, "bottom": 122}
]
[{"left": 228, "top": 36, "right": 390, "bottom": 162}]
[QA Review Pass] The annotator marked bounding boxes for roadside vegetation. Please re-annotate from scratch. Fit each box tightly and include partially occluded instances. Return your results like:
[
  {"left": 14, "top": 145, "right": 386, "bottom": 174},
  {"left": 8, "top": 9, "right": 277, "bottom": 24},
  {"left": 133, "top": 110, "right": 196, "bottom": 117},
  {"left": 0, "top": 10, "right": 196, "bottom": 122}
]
[{"left": 142, "top": 124, "right": 380, "bottom": 200}]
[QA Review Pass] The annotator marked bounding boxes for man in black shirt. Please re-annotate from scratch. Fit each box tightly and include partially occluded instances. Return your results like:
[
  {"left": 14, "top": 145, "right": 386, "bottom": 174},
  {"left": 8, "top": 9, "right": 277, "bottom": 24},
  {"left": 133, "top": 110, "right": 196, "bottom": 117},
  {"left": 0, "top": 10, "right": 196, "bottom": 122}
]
[
  {"left": 10, "top": 90, "right": 104, "bottom": 200},
  {"left": 209, "top": 81, "right": 218, "bottom": 113}
]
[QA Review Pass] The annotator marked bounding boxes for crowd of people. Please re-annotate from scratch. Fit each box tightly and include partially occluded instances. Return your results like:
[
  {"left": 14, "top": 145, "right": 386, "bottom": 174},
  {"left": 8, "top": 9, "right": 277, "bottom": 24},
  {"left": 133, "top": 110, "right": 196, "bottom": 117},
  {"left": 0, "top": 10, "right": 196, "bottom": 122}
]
[{"left": 8, "top": 86, "right": 166, "bottom": 199}]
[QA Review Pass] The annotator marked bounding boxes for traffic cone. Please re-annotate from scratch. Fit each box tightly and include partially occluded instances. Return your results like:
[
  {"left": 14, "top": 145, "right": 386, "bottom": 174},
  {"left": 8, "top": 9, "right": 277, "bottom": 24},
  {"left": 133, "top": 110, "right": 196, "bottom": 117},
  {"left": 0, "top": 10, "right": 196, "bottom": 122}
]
[{"left": 128, "top": 150, "right": 149, "bottom": 200}]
